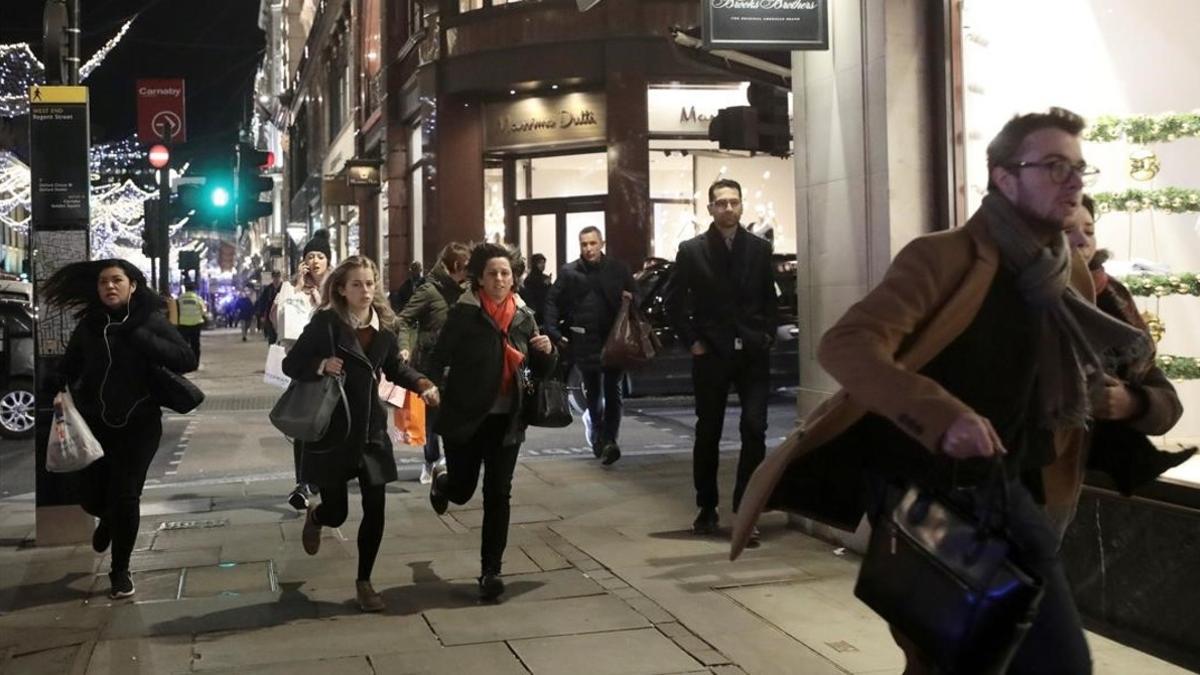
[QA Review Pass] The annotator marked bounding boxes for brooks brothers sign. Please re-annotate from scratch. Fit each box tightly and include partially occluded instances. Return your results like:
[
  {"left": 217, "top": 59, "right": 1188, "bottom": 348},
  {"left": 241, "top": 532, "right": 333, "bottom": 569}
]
[{"left": 702, "top": 0, "right": 829, "bottom": 51}]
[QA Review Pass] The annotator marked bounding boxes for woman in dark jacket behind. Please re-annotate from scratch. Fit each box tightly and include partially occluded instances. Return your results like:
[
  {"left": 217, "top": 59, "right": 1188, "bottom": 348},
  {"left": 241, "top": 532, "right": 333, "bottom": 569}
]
[
  {"left": 46, "top": 259, "right": 197, "bottom": 600},
  {"left": 282, "top": 255, "right": 438, "bottom": 612},
  {"left": 397, "top": 242, "right": 470, "bottom": 483},
  {"left": 428, "top": 242, "right": 557, "bottom": 601}
]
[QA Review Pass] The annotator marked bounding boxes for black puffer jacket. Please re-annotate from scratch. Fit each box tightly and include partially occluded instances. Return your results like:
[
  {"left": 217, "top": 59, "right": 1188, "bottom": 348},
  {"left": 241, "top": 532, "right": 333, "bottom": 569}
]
[
  {"left": 282, "top": 309, "right": 431, "bottom": 486},
  {"left": 543, "top": 255, "right": 636, "bottom": 366},
  {"left": 62, "top": 297, "right": 197, "bottom": 430},
  {"left": 430, "top": 292, "right": 557, "bottom": 446}
]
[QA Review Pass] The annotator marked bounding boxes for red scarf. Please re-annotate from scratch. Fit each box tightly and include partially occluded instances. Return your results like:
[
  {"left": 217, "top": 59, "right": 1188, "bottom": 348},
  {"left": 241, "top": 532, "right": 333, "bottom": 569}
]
[{"left": 479, "top": 291, "right": 525, "bottom": 396}]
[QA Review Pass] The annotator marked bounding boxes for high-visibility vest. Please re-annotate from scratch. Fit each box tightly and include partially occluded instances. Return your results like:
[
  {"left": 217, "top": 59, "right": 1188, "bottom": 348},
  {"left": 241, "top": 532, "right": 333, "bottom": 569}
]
[{"left": 177, "top": 292, "right": 206, "bottom": 326}]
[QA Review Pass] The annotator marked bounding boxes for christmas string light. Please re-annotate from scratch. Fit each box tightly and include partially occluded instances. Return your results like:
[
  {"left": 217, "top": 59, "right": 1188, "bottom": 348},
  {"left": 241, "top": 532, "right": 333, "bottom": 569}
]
[
  {"left": 79, "top": 18, "right": 134, "bottom": 81},
  {"left": 0, "top": 16, "right": 137, "bottom": 118}
]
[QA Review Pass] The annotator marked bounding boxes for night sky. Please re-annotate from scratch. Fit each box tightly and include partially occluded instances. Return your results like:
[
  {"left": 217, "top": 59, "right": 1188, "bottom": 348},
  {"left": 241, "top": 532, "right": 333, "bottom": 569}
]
[{"left": 2, "top": 0, "right": 265, "bottom": 154}]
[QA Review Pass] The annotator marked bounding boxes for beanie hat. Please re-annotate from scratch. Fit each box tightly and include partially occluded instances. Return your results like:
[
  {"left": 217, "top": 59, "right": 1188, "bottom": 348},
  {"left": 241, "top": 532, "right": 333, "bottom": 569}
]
[{"left": 302, "top": 229, "right": 332, "bottom": 259}]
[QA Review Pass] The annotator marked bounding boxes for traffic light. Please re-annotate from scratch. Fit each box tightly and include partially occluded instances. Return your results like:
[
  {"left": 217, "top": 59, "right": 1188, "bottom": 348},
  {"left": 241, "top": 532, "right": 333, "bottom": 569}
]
[
  {"left": 142, "top": 199, "right": 161, "bottom": 258},
  {"left": 174, "top": 174, "right": 234, "bottom": 229},
  {"left": 708, "top": 106, "right": 759, "bottom": 151},
  {"left": 235, "top": 142, "right": 273, "bottom": 224},
  {"left": 747, "top": 83, "right": 790, "bottom": 157},
  {"left": 707, "top": 85, "right": 792, "bottom": 157}
]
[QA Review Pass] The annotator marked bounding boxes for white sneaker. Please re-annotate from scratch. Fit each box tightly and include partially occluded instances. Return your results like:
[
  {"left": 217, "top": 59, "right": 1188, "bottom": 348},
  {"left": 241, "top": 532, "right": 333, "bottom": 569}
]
[{"left": 420, "top": 462, "right": 434, "bottom": 484}]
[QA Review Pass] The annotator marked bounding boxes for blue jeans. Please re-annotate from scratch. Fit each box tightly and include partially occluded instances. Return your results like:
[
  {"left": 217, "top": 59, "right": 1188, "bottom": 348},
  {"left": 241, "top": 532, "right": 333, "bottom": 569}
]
[{"left": 579, "top": 365, "right": 624, "bottom": 447}]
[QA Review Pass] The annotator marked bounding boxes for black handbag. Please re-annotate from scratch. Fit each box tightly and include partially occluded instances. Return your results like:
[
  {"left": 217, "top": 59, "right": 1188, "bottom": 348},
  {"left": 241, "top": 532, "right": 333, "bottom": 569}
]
[
  {"left": 269, "top": 324, "right": 348, "bottom": 441},
  {"left": 148, "top": 366, "right": 206, "bottom": 414},
  {"left": 524, "top": 375, "right": 573, "bottom": 428},
  {"left": 854, "top": 465, "right": 1045, "bottom": 674}
]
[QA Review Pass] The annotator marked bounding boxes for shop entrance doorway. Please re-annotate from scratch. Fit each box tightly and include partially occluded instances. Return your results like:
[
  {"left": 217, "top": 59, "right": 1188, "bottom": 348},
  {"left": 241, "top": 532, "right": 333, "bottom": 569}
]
[{"left": 516, "top": 195, "right": 606, "bottom": 278}]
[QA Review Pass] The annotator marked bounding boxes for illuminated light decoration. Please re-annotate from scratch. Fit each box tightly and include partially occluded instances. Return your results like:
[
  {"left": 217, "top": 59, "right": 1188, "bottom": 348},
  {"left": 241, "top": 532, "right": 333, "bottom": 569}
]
[
  {"left": 1120, "top": 273, "right": 1200, "bottom": 298},
  {"left": 0, "top": 16, "right": 136, "bottom": 118},
  {"left": 1092, "top": 188, "right": 1200, "bottom": 215},
  {"left": 1157, "top": 355, "right": 1200, "bottom": 381},
  {"left": 1084, "top": 111, "right": 1200, "bottom": 145}
]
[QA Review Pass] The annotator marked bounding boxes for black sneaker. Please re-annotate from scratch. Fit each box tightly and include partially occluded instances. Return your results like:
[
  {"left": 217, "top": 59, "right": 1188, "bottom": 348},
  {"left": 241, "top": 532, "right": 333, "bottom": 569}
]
[
  {"left": 287, "top": 486, "right": 309, "bottom": 511},
  {"left": 600, "top": 442, "right": 621, "bottom": 466},
  {"left": 92, "top": 520, "right": 110, "bottom": 553},
  {"left": 429, "top": 464, "right": 449, "bottom": 515},
  {"left": 692, "top": 507, "right": 719, "bottom": 535},
  {"left": 478, "top": 573, "right": 505, "bottom": 601},
  {"left": 108, "top": 570, "right": 135, "bottom": 599}
]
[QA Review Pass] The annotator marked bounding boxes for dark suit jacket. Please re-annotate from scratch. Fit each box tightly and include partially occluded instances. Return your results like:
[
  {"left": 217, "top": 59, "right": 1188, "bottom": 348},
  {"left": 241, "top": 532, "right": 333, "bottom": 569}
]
[{"left": 665, "top": 224, "right": 779, "bottom": 359}]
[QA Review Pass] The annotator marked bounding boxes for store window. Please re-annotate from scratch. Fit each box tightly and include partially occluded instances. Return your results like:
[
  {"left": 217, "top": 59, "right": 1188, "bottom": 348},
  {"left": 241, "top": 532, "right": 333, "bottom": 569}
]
[
  {"left": 959, "top": 0, "right": 1200, "bottom": 486},
  {"left": 484, "top": 166, "right": 505, "bottom": 243},
  {"left": 646, "top": 83, "right": 795, "bottom": 259},
  {"left": 326, "top": 20, "right": 351, "bottom": 141},
  {"left": 520, "top": 153, "right": 607, "bottom": 199},
  {"left": 360, "top": 0, "right": 382, "bottom": 115}
]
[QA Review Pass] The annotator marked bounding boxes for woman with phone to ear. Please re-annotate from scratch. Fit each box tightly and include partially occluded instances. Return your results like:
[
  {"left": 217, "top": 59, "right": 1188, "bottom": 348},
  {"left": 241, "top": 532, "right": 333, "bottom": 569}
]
[
  {"left": 44, "top": 259, "right": 197, "bottom": 600},
  {"left": 273, "top": 229, "right": 332, "bottom": 510}
]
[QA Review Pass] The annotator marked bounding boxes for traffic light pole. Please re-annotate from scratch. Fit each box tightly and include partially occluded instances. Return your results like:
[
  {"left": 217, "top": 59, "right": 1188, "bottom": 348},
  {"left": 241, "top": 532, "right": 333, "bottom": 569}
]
[{"left": 158, "top": 163, "right": 171, "bottom": 293}]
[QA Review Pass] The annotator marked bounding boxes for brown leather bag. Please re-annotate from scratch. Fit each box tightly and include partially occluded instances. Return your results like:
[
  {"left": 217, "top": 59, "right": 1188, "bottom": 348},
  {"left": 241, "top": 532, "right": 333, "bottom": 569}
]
[{"left": 601, "top": 297, "right": 659, "bottom": 370}]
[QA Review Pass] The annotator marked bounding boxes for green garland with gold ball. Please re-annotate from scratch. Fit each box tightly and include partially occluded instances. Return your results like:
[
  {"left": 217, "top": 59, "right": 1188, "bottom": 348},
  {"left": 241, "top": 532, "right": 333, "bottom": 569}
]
[
  {"left": 1157, "top": 355, "right": 1200, "bottom": 381},
  {"left": 1084, "top": 112, "right": 1200, "bottom": 145},
  {"left": 1092, "top": 187, "right": 1200, "bottom": 214},
  {"left": 1119, "top": 273, "right": 1200, "bottom": 298}
]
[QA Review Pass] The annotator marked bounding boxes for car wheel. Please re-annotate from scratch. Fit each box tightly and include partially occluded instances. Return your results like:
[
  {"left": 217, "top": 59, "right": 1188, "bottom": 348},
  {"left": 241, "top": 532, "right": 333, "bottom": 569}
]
[{"left": 0, "top": 378, "right": 35, "bottom": 439}]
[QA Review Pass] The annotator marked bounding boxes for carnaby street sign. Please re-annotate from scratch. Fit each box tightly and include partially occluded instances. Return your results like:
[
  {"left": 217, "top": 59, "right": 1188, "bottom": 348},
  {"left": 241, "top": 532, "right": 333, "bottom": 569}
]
[{"left": 137, "top": 78, "right": 187, "bottom": 143}]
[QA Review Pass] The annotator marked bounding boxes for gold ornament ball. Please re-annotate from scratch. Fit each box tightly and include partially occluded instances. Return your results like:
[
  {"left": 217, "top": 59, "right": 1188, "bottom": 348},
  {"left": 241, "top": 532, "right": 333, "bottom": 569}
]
[{"left": 1128, "top": 148, "right": 1160, "bottom": 181}]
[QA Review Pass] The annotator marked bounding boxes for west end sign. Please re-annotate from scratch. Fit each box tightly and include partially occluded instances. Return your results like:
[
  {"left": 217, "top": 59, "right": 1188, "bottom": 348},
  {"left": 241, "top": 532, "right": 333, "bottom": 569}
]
[
  {"left": 703, "top": 0, "right": 829, "bottom": 51},
  {"left": 483, "top": 93, "right": 605, "bottom": 152}
]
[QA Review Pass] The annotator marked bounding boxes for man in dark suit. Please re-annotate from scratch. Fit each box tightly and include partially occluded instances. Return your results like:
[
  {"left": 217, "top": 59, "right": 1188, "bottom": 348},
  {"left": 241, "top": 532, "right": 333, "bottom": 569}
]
[
  {"left": 665, "top": 178, "right": 779, "bottom": 544},
  {"left": 544, "top": 227, "right": 636, "bottom": 465}
]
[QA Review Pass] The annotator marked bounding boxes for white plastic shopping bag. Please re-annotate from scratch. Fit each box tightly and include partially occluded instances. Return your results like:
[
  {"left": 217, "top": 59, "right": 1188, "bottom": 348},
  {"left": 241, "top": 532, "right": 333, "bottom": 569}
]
[
  {"left": 46, "top": 390, "right": 104, "bottom": 472},
  {"left": 263, "top": 344, "right": 291, "bottom": 388},
  {"left": 278, "top": 296, "right": 311, "bottom": 341}
]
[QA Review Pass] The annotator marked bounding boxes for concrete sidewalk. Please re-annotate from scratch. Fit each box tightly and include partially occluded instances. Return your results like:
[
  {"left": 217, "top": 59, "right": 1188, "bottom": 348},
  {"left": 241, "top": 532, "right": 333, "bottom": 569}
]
[
  {"left": 0, "top": 331, "right": 1190, "bottom": 674},
  {"left": 1, "top": 456, "right": 1191, "bottom": 674}
]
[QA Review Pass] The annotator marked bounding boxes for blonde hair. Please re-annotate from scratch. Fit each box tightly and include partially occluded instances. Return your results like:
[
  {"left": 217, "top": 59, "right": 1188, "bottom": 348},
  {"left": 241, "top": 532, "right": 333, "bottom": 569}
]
[{"left": 320, "top": 256, "right": 398, "bottom": 332}]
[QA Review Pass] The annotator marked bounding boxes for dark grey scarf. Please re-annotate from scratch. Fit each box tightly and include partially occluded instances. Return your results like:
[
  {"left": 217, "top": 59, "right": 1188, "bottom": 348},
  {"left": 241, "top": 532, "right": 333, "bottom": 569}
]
[{"left": 980, "top": 192, "right": 1153, "bottom": 429}]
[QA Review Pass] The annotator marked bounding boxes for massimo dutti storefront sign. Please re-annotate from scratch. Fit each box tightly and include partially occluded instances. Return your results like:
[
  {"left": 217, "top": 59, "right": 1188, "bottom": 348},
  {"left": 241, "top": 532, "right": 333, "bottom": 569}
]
[
  {"left": 702, "top": 0, "right": 829, "bottom": 51},
  {"left": 484, "top": 92, "right": 606, "bottom": 152}
]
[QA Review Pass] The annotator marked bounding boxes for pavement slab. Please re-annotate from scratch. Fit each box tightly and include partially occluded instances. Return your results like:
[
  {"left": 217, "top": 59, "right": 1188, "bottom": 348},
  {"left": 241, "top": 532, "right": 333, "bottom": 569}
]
[
  {"left": 369, "top": 643, "right": 529, "bottom": 674},
  {"left": 510, "top": 627, "right": 702, "bottom": 675},
  {"left": 84, "top": 635, "right": 195, "bottom": 675},
  {"left": 426, "top": 594, "right": 650, "bottom": 646},
  {"left": 101, "top": 589, "right": 322, "bottom": 640},
  {"left": 182, "top": 561, "right": 273, "bottom": 598},
  {"left": 190, "top": 614, "right": 438, "bottom": 671}
]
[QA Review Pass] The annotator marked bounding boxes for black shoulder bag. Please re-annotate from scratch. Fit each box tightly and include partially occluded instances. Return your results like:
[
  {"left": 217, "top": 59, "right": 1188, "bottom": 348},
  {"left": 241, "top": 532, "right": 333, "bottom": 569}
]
[
  {"left": 269, "top": 324, "right": 348, "bottom": 441},
  {"left": 523, "top": 324, "right": 572, "bottom": 428},
  {"left": 853, "top": 460, "right": 1045, "bottom": 674}
]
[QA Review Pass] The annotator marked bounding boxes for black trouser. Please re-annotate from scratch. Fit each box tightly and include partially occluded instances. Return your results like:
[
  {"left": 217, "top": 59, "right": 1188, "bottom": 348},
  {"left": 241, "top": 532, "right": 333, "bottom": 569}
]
[
  {"left": 865, "top": 473, "right": 1092, "bottom": 675},
  {"left": 442, "top": 414, "right": 521, "bottom": 575},
  {"left": 311, "top": 478, "right": 386, "bottom": 582},
  {"left": 424, "top": 408, "right": 442, "bottom": 465},
  {"left": 691, "top": 348, "right": 770, "bottom": 512},
  {"left": 178, "top": 325, "right": 202, "bottom": 361},
  {"left": 263, "top": 319, "right": 278, "bottom": 345},
  {"left": 579, "top": 365, "right": 624, "bottom": 447},
  {"left": 79, "top": 415, "right": 163, "bottom": 574}
]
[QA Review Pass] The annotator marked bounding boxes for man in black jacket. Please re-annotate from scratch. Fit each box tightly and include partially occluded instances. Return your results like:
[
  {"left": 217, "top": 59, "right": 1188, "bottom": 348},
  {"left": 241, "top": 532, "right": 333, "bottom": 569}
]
[
  {"left": 665, "top": 178, "right": 778, "bottom": 542},
  {"left": 544, "top": 227, "right": 635, "bottom": 465}
]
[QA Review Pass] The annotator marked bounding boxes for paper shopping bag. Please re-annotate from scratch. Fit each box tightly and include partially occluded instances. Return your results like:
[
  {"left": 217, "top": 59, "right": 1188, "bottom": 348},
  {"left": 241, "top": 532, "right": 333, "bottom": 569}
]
[
  {"left": 263, "top": 344, "right": 290, "bottom": 388},
  {"left": 393, "top": 391, "right": 426, "bottom": 446}
]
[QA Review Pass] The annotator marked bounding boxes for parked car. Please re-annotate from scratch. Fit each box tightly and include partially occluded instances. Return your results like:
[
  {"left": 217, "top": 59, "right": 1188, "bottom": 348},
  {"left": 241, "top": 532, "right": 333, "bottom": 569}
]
[
  {"left": 561, "top": 253, "right": 800, "bottom": 408},
  {"left": 0, "top": 300, "right": 35, "bottom": 439}
]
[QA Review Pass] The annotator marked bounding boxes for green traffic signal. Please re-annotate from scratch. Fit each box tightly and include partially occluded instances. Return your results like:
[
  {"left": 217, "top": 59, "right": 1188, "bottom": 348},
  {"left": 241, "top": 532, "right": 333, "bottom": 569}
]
[{"left": 210, "top": 186, "right": 230, "bottom": 208}]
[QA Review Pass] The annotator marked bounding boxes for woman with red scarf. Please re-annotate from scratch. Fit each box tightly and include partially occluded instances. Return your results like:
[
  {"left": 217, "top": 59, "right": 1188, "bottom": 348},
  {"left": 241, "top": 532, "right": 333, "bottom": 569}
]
[{"left": 426, "top": 242, "right": 557, "bottom": 601}]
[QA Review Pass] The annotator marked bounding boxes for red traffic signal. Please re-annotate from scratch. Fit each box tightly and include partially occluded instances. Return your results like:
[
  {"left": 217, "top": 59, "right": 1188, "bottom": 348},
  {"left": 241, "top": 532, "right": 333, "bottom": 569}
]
[{"left": 148, "top": 144, "right": 170, "bottom": 169}]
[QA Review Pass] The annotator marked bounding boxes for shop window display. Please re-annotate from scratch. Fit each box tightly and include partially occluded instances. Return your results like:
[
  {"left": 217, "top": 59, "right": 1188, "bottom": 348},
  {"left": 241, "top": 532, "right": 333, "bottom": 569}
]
[{"left": 960, "top": 0, "right": 1200, "bottom": 486}]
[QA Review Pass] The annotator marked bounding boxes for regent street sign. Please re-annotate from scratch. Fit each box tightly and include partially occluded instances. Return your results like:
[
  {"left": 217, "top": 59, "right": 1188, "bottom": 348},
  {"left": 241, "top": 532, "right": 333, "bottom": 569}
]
[
  {"left": 483, "top": 92, "right": 606, "bottom": 152},
  {"left": 702, "top": 0, "right": 829, "bottom": 51}
]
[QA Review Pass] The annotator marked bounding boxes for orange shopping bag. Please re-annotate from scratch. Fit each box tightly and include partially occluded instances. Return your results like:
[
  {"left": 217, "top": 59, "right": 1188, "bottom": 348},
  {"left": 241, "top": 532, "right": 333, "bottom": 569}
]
[{"left": 393, "top": 390, "right": 426, "bottom": 446}]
